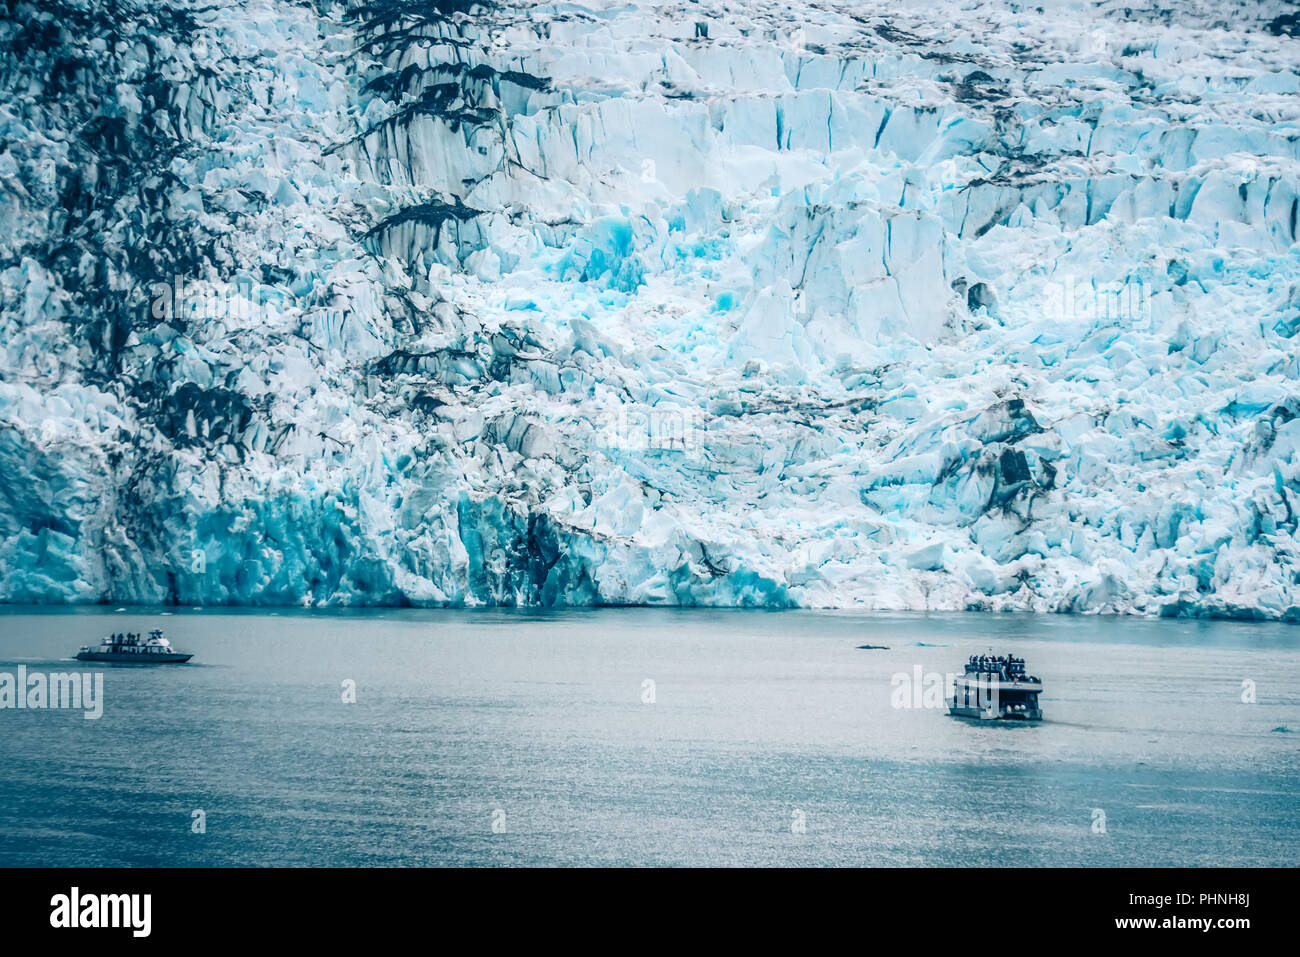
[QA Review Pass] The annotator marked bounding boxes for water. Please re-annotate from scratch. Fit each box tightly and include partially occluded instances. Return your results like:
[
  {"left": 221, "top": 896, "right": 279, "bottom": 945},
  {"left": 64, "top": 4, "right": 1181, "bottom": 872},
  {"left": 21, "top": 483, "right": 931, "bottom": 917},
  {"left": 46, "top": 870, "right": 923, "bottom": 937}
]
[{"left": 0, "top": 607, "right": 1297, "bottom": 866}]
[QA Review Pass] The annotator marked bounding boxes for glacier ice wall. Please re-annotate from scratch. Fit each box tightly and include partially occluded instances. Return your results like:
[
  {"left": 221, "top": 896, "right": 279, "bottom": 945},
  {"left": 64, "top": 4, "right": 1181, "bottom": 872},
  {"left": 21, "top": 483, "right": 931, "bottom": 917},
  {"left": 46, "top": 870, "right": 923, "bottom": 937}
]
[{"left": 3, "top": 0, "right": 1300, "bottom": 617}]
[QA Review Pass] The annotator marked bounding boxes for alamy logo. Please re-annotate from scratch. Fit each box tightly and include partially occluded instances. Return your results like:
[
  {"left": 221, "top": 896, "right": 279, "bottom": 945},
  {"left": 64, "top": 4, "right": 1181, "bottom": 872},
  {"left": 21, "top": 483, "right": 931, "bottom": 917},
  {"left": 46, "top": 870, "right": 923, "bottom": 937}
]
[
  {"left": 50, "top": 888, "right": 151, "bottom": 937},
  {"left": 597, "top": 407, "right": 700, "bottom": 455},
  {"left": 1041, "top": 275, "right": 1151, "bottom": 328},
  {"left": 151, "top": 275, "right": 293, "bottom": 322},
  {"left": 0, "top": 667, "right": 103, "bottom": 719},
  {"left": 890, "top": 666, "right": 999, "bottom": 711}
]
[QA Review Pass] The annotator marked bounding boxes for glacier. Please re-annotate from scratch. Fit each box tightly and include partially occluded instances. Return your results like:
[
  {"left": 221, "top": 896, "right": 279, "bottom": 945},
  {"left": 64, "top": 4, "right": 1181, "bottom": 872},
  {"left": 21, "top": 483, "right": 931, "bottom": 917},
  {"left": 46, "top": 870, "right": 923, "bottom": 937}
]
[{"left": 2, "top": 0, "right": 1300, "bottom": 617}]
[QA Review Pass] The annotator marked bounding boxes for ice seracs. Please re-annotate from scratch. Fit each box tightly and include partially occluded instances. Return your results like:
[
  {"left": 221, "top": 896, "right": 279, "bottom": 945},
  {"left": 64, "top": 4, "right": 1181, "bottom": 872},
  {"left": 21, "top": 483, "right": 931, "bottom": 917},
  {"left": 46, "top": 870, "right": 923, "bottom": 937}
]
[{"left": 2, "top": 0, "right": 1300, "bottom": 619}]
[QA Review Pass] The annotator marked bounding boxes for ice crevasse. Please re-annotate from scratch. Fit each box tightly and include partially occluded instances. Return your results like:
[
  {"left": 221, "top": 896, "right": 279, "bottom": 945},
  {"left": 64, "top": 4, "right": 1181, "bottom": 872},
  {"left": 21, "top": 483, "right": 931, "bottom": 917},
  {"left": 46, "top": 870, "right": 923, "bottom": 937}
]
[{"left": 2, "top": 0, "right": 1300, "bottom": 619}]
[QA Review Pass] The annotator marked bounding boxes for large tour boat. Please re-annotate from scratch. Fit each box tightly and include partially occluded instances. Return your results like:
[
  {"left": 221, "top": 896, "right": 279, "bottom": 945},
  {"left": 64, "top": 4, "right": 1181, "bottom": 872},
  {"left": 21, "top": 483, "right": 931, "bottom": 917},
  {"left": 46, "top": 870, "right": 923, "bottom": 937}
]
[
  {"left": 75, "top": 629, "right": 193, "bottom": 664},
  {"left": 948, "top": 653, "right": 1042, "bottom": 721}
]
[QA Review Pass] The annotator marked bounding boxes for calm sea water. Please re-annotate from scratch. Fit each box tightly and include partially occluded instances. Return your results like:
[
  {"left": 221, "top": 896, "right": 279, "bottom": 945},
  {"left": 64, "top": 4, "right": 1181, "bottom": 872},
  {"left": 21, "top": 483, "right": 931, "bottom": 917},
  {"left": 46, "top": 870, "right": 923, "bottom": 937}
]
[{"left": 0, "top": 607, "right": 1296, "bottom": 866}]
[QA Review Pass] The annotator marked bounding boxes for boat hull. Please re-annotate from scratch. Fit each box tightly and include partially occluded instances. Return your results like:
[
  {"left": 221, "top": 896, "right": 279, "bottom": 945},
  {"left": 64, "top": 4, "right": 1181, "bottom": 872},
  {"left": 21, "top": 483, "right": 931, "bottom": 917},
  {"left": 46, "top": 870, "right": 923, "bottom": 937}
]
[
  {"left": 947, "top": 705, "right": 1042, "bottom": 721},
  {"left": 74, "top": 651, "right": 193, "bottom": 664}
]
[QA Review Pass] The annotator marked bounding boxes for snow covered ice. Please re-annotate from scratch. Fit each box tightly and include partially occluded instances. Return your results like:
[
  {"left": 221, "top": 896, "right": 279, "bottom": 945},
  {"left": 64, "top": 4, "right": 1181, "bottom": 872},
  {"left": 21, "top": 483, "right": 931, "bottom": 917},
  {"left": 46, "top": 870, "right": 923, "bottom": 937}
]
[{"left": 3, "top": 0, "right": 1300, "bottom": 618}]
